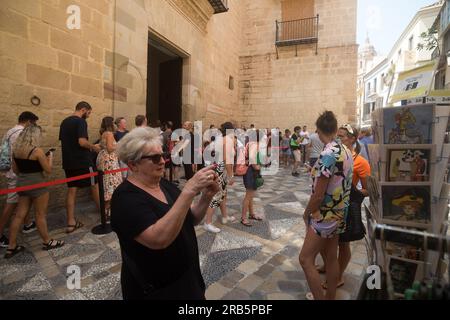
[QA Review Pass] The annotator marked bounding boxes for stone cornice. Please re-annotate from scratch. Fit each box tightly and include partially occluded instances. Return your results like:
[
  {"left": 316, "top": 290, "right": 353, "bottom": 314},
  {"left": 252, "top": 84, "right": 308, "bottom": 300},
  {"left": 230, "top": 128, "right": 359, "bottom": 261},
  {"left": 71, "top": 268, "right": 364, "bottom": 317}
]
[{"left": 166, "top": 0, "right": 214, "bottom": 33}]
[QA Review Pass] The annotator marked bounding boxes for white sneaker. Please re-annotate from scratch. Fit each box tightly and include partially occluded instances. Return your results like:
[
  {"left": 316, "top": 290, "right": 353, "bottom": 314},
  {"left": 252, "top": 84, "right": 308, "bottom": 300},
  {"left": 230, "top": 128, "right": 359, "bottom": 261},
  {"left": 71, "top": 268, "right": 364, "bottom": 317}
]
[
  {"left": 204, "top": 223, "right": 221, "bottom": 233},
  {"left": 227, "top": 216, "right": 237, "bottom": 223}
]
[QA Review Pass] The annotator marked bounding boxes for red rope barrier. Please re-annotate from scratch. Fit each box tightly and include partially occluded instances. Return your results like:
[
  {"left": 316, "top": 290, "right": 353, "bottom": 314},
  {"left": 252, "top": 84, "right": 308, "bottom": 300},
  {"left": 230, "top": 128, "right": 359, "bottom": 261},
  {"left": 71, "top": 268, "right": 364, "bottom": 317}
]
[{"left": 0, "top": 167, "right": 129, "bottom": 195}]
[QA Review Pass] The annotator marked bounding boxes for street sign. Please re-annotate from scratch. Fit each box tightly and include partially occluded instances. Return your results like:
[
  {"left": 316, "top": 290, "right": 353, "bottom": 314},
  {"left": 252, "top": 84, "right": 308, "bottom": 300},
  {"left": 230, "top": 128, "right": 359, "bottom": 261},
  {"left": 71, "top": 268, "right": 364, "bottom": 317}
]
[{"left": 390, "top": 62, "right": 437, "bottom": 104}]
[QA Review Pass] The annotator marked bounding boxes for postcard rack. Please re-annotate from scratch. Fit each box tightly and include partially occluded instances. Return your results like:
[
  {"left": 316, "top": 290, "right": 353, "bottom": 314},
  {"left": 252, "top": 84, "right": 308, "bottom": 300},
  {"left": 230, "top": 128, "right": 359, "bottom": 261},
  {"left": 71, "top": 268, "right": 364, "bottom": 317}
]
[{"left": 362, "top": 204, "right": 450, "bottom": 300}]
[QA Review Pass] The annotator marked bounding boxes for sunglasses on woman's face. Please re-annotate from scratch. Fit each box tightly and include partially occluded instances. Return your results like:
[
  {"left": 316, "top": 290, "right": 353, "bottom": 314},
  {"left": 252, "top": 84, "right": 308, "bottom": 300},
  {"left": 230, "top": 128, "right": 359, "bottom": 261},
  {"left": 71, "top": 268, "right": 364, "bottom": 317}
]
[{"left": 141, "top": 153, "right": 165, "bottom": 164}]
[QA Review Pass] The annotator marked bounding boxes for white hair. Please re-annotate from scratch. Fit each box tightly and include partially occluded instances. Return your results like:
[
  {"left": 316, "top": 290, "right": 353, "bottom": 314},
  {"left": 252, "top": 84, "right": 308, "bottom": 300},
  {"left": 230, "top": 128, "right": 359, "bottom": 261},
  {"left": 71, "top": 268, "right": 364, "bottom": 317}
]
[{"left": 117, "top": 127, "right": 162, "bottom": 163}]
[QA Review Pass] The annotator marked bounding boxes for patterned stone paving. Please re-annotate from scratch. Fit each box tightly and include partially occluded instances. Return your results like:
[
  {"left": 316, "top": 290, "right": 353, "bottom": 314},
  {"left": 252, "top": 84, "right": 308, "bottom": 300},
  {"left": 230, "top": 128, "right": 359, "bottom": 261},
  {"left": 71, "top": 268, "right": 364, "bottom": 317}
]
[{"left": 0, "top": 166, "right": 368, "bottom": 300}]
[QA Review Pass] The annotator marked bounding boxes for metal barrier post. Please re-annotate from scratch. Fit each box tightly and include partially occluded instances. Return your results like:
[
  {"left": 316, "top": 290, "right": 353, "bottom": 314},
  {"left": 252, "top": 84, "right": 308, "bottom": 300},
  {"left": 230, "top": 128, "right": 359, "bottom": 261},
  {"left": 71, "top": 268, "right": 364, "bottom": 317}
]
[{"left": 91, "top": 170, "right": 112, "bottom": 235}]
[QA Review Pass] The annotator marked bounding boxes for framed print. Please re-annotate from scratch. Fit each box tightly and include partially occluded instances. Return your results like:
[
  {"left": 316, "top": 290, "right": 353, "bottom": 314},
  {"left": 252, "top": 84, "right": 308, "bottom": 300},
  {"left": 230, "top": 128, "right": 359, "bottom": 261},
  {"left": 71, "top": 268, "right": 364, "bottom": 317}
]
[
  {"left": 388, "top": 256, "right": 425, "bottom": 297},
  {"left": 386, "top": 146, "right": 434, "bottom": 182},
  {"left": 381, "top": 185, "right": 431, "bottom": 228},
  {"left": 383, "top": 104, "right": 433, "bottom": 144},
  {"left": 386, "top": 242, "right": 424, "bottom": 261}
]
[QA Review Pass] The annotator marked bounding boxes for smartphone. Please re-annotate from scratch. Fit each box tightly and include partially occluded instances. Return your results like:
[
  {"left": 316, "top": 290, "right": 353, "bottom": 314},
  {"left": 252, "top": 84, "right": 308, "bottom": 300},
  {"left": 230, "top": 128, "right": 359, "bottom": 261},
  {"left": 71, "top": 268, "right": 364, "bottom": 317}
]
[{"left": 45, "top": 148, "right": 56, "bottom": 156}]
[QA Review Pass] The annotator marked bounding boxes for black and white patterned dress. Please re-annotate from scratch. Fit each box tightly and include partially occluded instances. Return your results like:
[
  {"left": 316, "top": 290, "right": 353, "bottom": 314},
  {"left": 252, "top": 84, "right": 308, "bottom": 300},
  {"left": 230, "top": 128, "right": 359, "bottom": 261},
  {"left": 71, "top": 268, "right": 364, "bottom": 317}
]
[{"left": 209, "top": 161, "right": 227, "bottom": 209}]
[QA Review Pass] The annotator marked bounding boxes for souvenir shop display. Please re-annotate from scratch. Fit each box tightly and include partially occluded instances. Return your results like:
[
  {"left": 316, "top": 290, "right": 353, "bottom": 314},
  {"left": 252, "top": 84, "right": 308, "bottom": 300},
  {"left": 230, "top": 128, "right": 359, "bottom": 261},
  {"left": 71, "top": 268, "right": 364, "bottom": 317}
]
[
  {"left": 362, "top": 103, "right": 450, "bottom": 300},
  {"left": 360, "top": 213, "right": 450, "bottom": 300}
]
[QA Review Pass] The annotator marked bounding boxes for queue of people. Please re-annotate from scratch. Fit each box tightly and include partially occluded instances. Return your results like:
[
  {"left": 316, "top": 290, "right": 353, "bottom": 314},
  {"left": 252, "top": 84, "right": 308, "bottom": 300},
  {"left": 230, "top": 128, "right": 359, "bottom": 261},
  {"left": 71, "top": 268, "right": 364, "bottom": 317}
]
[{"left": 0, "top": 105, "right": 371, "bottom": 301}]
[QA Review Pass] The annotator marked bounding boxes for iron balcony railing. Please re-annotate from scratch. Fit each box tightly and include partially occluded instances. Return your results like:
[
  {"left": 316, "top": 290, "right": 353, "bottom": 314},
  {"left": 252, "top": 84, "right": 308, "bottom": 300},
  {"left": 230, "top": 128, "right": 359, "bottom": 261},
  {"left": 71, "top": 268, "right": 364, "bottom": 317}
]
[
  {"left": 207, "top": 0, "right": 228, "bottom": 14},
  {"left": 275, "top": 15, "right": 319, "bottom": 54}
]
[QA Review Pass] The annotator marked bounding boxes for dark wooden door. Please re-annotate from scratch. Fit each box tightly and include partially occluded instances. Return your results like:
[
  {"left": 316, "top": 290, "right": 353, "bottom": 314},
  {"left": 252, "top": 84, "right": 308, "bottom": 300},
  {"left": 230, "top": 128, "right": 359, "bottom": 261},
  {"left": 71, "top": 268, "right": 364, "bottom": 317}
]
[{"left": 159, "top": 58, "right": 182, "bottom": 129}]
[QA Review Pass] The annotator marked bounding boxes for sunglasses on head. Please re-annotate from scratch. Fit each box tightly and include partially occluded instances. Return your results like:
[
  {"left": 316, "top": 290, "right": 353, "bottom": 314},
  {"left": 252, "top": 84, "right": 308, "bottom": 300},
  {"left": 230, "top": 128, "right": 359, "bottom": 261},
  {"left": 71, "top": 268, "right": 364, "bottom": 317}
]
[
  {"left": 340, "top": 124, "right": 356, "bottom": 136},
  {"left": 141, "top": 153, "right": 165, "bottom": 164}
]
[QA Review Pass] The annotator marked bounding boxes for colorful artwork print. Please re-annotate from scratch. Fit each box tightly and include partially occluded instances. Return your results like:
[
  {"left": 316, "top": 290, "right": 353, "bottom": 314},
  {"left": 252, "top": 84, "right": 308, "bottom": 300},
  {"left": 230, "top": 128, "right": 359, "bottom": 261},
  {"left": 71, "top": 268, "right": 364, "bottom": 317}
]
[
  {"left": 382, "top": 186, "right": 431, "bottom": 226},
  {"left": 388, "top": 256, "right": 423, "bottom": 295},
  {"left": 387, "top": 148, "right": 431, "bottom": 182},
  {"left": 383, "top": 105, "right": 433, "bottom": 144},
  {"left": 386, "top": 241, "right": 424, "bottom": 261}
]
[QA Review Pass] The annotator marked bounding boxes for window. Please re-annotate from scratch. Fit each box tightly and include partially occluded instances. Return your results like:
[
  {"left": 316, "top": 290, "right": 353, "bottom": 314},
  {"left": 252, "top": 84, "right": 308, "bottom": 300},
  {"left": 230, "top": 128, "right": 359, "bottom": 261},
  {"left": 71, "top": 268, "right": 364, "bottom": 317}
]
[
  {"left": 374, "top": 78, "right": 377, "bottom": 92},
  {"left": 282, "top": 0, "right": 314, "bottom": 21},
  {"left": 409, "top": 35, "right": 414, "bottom": 51},
  {"left": 367, "top": 82, "right": 371, "bottom": 95},
  {"left": 229, "top": 76, "right": 234, "bottom": 90},
  {"left": 381, "top": 73, "right": 385, "bottom": 89},
  {"left": 360, "top": 61, "right": 363, "bottom": 69}
]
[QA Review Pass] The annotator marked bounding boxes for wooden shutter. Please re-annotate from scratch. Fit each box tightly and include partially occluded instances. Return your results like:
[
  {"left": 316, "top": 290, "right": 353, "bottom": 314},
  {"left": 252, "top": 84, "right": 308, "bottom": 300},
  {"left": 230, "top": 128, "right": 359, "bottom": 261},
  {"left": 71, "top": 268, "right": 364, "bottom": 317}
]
[{"left": 280, "top": 0, "right": 315, "bottom": 41}]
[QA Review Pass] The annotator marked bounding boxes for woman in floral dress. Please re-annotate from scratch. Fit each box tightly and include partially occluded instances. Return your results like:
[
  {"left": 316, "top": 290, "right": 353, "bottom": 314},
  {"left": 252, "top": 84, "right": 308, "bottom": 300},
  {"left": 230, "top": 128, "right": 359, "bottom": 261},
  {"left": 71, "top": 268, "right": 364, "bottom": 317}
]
[{"left": 97, "top": 117, "right": 123, "bottom": 216}]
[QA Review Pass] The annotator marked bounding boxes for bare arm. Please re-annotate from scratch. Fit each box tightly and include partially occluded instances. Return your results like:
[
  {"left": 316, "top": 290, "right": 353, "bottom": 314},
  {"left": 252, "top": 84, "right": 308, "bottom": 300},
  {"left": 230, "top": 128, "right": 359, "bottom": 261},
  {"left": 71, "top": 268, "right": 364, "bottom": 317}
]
[
  {"left": 78, "top": 138, "right": 100, "bottom": 153},
  {"left": 135, "top": 190, "right": 197, "bottom": 250},
  {"left": 105, "top": 132, "right": 116, "bottom": 153},
  {"left": 35, "top": 148, "right": 52, "bottom": 174},
  {"left": 135, "top": 166, "right": 218, "bottom": 250},
  {"left": 190, "top": 193, "right": 216, "bottom": 225},
  {"left": 359, "top": 176, "right": 369, "bottom": 197},
  {"left": 305, "top": 176, "right": 329, "bottom": 218},
  {"left": 12, "top": 159, "right": 19, "bottom": 175}
]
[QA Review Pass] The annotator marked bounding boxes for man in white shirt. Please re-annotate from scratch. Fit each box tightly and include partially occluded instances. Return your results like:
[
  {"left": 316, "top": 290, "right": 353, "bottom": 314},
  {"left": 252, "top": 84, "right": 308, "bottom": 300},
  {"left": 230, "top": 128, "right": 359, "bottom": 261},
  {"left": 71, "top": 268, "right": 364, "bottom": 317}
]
[
  {"left": 300, "top": 125, "right": 310, "bottom": 166},
  {"left": 0, "top": 112, "right": 39, "bottom": 247}
]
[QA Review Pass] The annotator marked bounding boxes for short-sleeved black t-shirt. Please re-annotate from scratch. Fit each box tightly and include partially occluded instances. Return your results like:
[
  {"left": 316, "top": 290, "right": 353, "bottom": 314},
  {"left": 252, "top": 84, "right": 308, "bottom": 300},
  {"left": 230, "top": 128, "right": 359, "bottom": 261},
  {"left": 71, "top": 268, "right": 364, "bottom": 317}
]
[
  {"left": 111, "top": 179, "right": 205, "bottom": 300},
  {"left": 59, "top": 116, "right": 93, "bottom": 170}
]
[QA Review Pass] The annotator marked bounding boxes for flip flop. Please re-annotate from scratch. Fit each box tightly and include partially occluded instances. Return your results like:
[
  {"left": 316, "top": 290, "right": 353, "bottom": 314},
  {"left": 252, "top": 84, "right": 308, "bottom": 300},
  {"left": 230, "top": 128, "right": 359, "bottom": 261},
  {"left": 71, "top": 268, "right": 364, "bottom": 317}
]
[
  {"left": 241, "top": 219, "right": 252, "bottom": 227},
  {"left": 66, "top": 220, "right": 84, "bottom": 234},
  {"left": 42, "top": 239, "right": 65, "bottom": 251},
  {"left": 4, "top": 245, "right": 25, "bottom": 259},
  {"left": 249, "top": 215, "right": 263, "bottom": 221},
  {"left": 321, "top": 280, "right": 345, "bottom": 289}
]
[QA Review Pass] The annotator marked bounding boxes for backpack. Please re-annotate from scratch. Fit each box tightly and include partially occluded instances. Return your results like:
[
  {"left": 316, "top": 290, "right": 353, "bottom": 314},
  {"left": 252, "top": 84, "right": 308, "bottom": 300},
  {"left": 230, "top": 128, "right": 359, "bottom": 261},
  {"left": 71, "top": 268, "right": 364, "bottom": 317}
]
[
  {"left": 235, "top": 143, "right": 249, "bottom": 176},
  {"left": 0, "top": 129, "right": 22, "bottom": 172},
  {"left": 290, "top": 136, "right": 299, "bottom": 148}
]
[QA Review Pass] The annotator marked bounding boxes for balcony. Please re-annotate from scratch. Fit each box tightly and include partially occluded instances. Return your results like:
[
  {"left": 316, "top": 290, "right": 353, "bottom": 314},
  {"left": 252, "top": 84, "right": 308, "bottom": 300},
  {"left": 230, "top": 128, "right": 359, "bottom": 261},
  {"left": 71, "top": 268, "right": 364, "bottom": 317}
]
[
  {"left": 275, "top": 15, "right": 319, "bottom": 58},
  {"left": 207, "top": 0, "right": 228, "bottom": 14}
]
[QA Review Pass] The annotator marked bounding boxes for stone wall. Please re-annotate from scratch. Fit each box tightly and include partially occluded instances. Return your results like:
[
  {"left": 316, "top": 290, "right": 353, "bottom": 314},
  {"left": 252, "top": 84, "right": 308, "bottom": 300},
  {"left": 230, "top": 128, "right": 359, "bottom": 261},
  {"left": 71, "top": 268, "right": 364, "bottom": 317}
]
[
  {"left": 0, "top": 0, "right": 118, "bottom": 210},
  {"left": 238, "top": 0, "right": 358, "bottom": 130}
]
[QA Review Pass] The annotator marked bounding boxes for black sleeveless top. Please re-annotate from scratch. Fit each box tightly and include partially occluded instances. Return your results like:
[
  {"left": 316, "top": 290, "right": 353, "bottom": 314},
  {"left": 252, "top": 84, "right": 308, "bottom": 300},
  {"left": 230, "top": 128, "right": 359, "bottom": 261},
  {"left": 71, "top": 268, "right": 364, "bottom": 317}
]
[{"left": 14, "top": 147, "right": 44, "bottom": 174}]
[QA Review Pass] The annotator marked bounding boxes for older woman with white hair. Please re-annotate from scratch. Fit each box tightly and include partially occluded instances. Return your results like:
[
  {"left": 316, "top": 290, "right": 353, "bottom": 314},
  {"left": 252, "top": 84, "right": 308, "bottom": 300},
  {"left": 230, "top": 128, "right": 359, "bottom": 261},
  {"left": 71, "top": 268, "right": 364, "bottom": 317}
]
[{"left": 111, "top": 127, "right": 220, "bottom": 300}]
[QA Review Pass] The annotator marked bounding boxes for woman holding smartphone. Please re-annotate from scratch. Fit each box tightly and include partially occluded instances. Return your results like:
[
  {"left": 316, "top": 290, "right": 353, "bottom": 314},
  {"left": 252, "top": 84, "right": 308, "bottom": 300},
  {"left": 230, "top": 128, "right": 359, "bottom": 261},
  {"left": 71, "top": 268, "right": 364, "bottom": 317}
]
[{"left": 5, "top": 125, "right": 64, "bottom": 258}]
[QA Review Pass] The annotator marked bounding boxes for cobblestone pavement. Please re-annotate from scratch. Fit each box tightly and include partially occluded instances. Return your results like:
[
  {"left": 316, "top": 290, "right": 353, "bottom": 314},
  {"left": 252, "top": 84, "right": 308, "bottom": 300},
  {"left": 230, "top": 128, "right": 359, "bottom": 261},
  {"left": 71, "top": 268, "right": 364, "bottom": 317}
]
[{"left": 0, "top": 166, "right": 367, "bottom": 300}]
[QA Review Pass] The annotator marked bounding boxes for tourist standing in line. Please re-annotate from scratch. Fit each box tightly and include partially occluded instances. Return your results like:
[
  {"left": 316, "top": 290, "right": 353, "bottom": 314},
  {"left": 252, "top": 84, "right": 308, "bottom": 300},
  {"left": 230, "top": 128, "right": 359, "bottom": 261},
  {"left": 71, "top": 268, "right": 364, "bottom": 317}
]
[
  {"left": 135, "top": 115, "right": 148, "bottom": 128},
  {"left": 5, "top": 125, "right": 64, "bottom": 258},
  {"left": 307, "top": 130, "right": 324, "bottom": 169},
  {"left": 59, "top": 102, "right": 101, "bottom": 233},
  {"left": 0, "top": 112, "right": 39, "bottom": 247},
  {"left": 281, "top": 129, "right": 292, "bottom": 168},
  {"left": 114, "top": 117, "right": 129, "bottom": 179},
  {"left": 300, "top": 125, "right": 310, "bottom": 166}
]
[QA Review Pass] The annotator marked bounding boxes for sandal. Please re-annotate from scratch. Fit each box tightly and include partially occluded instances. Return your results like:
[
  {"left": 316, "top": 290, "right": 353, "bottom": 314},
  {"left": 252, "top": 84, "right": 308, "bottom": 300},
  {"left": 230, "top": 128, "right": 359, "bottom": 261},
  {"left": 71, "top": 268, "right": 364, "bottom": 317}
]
[
  {"left": 241, "top": 219, "right": 252, "bottom": 227},
  {"left": 66, "top": 220, "right": 84, "bottom": 234},
  {"left": 42, "top": 239, "right": 65, "bottom": 251},
  {"left": 249, "top": 215, "right": 263, "bottom": 221},
  {"left": 4, "top": 245, "right": 25, "bottom": 259},
  {"left": 321, "top": 280, "right": 345, "bottom": 289}
]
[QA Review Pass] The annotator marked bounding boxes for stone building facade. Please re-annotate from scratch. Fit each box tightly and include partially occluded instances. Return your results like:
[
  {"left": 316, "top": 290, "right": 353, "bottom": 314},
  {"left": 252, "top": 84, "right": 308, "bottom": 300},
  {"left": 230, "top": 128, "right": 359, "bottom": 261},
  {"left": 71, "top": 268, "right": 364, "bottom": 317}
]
[{"left": 0, "top": 0, "right": 357, "bottom": 209}]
